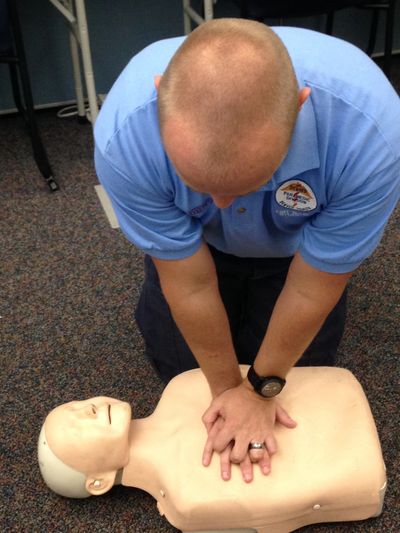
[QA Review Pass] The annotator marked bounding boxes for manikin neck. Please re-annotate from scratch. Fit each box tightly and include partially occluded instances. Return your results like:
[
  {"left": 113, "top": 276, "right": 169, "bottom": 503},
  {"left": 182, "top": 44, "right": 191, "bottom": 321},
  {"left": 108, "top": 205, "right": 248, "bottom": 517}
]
[{"left": 119, "top": 416, "right": 170, "bottom": 491}]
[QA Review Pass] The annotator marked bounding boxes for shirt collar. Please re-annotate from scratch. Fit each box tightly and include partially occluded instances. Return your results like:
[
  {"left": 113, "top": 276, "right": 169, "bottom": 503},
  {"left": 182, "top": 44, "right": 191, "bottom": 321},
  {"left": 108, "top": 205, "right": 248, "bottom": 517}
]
[{"left": 259, "top": 94, "right": 320, "bottom": 191}]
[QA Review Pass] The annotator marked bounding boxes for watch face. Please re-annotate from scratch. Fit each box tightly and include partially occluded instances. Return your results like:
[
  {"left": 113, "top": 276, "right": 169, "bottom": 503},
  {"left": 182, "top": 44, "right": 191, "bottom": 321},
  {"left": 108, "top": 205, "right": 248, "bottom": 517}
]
[{"left": 261, "top": 380, "right": 283, "bottom": 398}]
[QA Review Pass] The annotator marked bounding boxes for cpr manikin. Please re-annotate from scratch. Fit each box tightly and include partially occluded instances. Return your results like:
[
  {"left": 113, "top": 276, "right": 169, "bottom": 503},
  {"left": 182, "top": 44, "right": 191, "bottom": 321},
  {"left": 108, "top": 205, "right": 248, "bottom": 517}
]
[{"left": 38, "top": 367, "right": 386, "bottom": 533}]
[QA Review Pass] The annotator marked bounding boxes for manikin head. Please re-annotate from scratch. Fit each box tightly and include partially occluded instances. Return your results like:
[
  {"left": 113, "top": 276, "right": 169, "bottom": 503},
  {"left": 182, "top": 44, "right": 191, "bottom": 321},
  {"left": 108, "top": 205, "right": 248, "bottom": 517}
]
[
  {"left": 157, "top": 18, "right": 311, "bottom": 208},
  {"left": 38, "top": 397, "right": 131, "bottom": 498}
]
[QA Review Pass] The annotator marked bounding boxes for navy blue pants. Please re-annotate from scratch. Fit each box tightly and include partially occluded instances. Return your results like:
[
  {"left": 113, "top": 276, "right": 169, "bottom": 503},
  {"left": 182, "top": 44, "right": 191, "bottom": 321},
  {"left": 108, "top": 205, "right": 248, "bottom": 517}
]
[{"left": 135, "top": 246, "right": 347, "bottom": 383}]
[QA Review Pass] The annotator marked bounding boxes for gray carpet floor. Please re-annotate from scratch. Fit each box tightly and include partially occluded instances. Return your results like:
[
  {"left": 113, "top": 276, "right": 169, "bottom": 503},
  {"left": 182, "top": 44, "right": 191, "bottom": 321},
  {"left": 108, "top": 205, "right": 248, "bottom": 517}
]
[{"left": 0, "top": 56, "right": 399, "bottom": 532}]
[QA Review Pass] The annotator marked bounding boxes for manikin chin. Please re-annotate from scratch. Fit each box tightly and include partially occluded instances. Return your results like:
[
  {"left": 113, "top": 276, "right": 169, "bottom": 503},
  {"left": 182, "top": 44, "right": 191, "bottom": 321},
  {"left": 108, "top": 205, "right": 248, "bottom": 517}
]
[{"left": 38, "top": 366, "right": 387, "bottom": 533}]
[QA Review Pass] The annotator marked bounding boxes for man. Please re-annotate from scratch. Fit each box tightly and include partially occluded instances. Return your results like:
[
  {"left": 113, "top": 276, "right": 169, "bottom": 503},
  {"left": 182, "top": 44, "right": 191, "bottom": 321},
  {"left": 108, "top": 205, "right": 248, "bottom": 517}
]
[{"left": 94, "top": 19, "right": 400, "bottom": 484}]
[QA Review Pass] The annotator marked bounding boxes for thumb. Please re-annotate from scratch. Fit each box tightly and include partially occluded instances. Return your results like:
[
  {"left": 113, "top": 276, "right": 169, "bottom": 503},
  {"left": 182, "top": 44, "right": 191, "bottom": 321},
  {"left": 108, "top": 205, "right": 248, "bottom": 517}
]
[{"left": 275, "top": 404, "right": 297, "bottom": 428}]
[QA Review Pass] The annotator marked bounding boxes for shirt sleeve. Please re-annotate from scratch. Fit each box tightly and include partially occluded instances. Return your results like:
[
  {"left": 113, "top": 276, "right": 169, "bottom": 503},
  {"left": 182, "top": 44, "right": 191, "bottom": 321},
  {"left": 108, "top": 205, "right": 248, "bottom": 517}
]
[
  {"left": 94, "top": 145, "right": 203, "bottom": 260},
  {"left": 299, "top": 158, "right": 400, "bottom": 273}
]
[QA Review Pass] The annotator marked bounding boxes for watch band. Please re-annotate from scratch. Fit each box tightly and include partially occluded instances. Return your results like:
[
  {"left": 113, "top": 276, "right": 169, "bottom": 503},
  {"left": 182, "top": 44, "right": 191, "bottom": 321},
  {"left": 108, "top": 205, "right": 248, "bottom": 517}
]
[{"left": 247, "top": 365, "right": 286, "bottom": 397}]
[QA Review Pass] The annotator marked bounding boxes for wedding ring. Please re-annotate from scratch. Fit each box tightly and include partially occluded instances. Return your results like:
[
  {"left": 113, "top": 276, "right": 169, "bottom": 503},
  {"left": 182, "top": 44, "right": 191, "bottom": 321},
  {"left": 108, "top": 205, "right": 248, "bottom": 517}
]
[{"left": 249, "top": 442, "right": 265, "bottom": 450}]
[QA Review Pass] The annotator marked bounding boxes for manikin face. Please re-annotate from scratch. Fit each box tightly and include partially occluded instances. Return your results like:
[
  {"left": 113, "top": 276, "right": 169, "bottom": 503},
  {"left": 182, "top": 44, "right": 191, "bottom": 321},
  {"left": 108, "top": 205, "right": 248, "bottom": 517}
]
[{"left": 45, "top": 397, "right": 131, "bottom": 475}]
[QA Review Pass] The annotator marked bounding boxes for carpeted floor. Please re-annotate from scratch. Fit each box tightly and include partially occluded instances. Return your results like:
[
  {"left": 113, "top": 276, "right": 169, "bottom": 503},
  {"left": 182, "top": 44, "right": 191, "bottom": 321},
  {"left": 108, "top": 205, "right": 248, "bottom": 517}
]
[{"left": 0, "top": 55, "right": 399, "bottom": 532}]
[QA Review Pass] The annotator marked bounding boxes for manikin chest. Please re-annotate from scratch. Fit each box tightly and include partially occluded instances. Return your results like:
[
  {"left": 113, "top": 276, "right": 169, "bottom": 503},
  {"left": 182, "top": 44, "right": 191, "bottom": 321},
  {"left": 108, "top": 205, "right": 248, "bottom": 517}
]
[{"left": 127, "top": 367, "right": 386, "bottom": 533}]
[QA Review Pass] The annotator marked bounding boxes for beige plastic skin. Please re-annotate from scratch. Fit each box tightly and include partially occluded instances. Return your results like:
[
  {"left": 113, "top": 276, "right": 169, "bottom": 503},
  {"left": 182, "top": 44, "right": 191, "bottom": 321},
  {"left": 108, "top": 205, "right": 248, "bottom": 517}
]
[{"left": 40, "top": 367, "right": 386, "bottom": 533}]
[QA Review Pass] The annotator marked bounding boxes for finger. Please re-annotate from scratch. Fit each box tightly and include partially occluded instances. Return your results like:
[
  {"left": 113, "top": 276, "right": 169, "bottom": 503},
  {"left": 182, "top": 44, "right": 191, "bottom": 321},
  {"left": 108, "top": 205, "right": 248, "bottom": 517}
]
[
  {"left": 248, "top": 439, "right": 267, "bottom": 463},
  {"left": 202, "top": 434, "right": 215, "bottom": 467},
  {"left": 265, "top": 435, "right": 277, "bottom": 456},
  {"left": 258, "top": 451, "right": 271, "bottom": 475},
  {"left": 202, "top": 404, "right": 221, "bottom": 433},
  {"left": 275, "top": 404, "right": 297, "bottom": 428},
  {"left": 213, "top": 426, "right": 238, "bottom": 454},
  {"left": 219, "top": 445, "right": 233, "bottom": 481},
  {"left": 229, "top": 436, "right": 250, "bottom": 464},
  {"left": 202, "top": 417, "right": 225, "bottom": 466},
  {"left": 240, "top": 454, "right": 254, "bottom": 483},
  {"left": 248, "top": 445, "right": 265, "bottom": 463}
]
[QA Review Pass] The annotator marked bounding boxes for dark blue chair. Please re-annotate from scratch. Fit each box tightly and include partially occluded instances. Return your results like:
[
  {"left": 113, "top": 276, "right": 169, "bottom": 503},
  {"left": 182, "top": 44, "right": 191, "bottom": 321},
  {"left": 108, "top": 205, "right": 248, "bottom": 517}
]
[
  {"left": 238, "top": 0, "right": 398, "bottom": 79},
  {"left": 0, "top": 0, "right": 59, "bottom": 191}
]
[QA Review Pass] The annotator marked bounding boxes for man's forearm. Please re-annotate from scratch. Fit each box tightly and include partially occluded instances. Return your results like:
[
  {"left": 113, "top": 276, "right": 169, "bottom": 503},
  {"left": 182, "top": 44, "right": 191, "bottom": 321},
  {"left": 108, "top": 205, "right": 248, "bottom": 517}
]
[
  {"left": 163, "top": 280, "right": 242, "bottom": 395},
  {"left": 153, "top": 243, "right": 242, "bottom": 396},
  {"left": 253, "top": 287, "right": 336, "bottom": 377},
  {"left": 251, "top": 254, "right": 351, "bottom": 379}
]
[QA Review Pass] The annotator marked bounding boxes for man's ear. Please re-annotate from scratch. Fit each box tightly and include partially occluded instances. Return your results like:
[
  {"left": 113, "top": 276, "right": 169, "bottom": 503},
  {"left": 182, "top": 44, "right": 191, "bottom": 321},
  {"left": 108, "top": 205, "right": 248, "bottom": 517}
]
[
  {"left": 154, "top": 75, "right": 162, "bottom": 90},
  {"left": 85, "top": 472, "right": 116, "bottom": 496},
  {"left": 298, "top": 87, "right": 311, "bottom": 110}
]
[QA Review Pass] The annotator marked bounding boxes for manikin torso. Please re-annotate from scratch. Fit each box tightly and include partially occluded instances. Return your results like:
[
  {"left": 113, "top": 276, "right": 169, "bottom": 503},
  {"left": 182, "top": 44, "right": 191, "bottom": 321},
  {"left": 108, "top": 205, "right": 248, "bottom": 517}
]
[{"left": 118, "top": 367, "right": 386, "bottom": 533}]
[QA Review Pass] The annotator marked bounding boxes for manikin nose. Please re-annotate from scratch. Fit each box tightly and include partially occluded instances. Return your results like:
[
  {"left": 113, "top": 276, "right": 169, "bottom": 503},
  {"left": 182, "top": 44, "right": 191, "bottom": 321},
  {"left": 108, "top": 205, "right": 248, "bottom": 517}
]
[
  {"left": 76, "top": 404, "right": 98, "bottom": 418},
  {"left": 211, "top": 195, "right": 236, "bottom": 209}
]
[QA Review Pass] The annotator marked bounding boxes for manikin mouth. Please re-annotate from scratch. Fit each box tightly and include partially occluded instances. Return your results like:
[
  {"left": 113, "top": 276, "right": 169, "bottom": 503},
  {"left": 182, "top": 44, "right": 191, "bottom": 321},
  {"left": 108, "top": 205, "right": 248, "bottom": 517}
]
[{"left": 108, "top": 404, "right": 111, "bottom": 424}]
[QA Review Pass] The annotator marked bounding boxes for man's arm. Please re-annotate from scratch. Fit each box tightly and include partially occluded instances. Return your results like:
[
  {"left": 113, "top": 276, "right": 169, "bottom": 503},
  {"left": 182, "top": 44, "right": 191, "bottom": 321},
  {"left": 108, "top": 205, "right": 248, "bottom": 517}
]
[
  {"left": 251, "top": 252, "right": 352, "bottom": 378},
  {"left": 152, "top": 240, "right": 242, "bottom": 396}
]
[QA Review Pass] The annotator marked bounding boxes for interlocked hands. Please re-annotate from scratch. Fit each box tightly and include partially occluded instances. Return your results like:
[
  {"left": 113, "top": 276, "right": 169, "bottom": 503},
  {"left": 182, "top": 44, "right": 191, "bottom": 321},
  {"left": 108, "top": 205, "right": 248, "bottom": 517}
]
[{"left": 202, "top": 382, "right": 297, "bottom": 482}]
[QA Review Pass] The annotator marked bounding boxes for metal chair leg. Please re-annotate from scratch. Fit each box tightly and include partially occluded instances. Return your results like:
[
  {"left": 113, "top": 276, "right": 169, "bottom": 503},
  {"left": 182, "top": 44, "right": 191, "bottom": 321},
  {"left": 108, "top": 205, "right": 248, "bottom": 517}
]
[
  {"left": 8, "top": 62, "right": 25, "bottom": 117},
  {"left": 366, "top": 8, "right": 379, "bottom": 56},
  {"left": 326, "top": 12, "right": 334, "bottom": 35},
  {"left": 68, "top": 20, "right": 87, "bottom": 122},
  {"left": 7, "top": 0, "right": 59, "bottom": 191},
  {"left": 18, "top": 64, "right": 59, "bottom": 192},
  {"left": 383, "top": 0, "right": 396, "bottom": 79},
  {"left": 74, "top": 0, "right": 98, "bottom": 123},
  {"left": 182, "top": 1, "right": 192, "bottom": 34}
]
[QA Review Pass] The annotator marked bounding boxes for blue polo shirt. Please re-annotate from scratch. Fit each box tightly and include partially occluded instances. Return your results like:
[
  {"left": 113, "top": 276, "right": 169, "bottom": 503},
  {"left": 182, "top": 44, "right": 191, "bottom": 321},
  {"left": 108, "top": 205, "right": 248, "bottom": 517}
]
[{"left": 94, "top": 27, "right": 400, "bottom": 273}]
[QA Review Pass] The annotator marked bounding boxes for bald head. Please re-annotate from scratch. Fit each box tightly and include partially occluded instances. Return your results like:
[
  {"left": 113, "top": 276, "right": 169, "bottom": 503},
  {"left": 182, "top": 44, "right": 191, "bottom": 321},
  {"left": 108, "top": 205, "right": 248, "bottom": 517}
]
[{"left": 157, "top": 19, "right": 300, "bottom": 194}]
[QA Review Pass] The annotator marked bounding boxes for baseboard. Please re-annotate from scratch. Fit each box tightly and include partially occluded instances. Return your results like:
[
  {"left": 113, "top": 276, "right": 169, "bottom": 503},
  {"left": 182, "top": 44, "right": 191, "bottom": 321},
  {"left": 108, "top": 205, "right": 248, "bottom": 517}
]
[{"left": 0, "top": 98, "right": 79, "bottom": 117}]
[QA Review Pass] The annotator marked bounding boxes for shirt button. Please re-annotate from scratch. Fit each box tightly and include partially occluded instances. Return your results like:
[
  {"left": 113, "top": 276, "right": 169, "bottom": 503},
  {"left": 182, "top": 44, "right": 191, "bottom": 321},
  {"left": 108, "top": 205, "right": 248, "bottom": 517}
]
[{"left": 237, "top": 207, "right": 247, "bottom": 214}]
